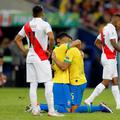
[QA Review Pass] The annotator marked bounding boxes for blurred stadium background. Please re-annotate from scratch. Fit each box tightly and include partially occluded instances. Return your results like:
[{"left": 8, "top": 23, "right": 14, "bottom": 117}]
[{"left": 0, "top": 0, "right": 120, "bottom": 88}]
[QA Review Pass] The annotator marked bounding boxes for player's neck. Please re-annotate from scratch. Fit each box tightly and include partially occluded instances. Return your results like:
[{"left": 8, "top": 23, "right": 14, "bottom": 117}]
[{"left": 111, "top": 21, "right": 116, "bottom": 28}]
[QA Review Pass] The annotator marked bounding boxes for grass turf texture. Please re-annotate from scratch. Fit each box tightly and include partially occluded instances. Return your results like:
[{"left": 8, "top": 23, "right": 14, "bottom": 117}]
[{"left": 0, "top": 88, "right": 120, "bottom": 120}]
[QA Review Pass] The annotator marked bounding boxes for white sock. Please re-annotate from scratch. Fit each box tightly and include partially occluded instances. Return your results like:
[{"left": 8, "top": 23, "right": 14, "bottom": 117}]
[
  {"left": 111, "top": 85, "right": 120, "bottom": 107},
  {"left": 44, "top": 81, "right": 55, "bottom": 113},
  {"left": 87, "top": 83, "right": 105, "bottom": 103},
  {"left": 29, "top": 82, "right": 38, "bottom": 111}
]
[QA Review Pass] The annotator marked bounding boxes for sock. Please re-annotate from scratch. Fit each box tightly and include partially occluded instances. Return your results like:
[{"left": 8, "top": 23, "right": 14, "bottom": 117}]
[
  {"left": 86, "top": 83, "right": 105, "bottom": 103},
  {"left": 55, "top": 105, "right": 69, "bottom": 113},
  {"left": 75, "top": 105, "right": 102, "bottom": 113},
  {"left": 111, "top": 85, "right": 120, "bottom": 107},
  {"left": 40, "top": 104, "right": 48, "bottom": 111},
  {"left": 44, "top": 81, "right": 55, "bottom": 113},
  {"left": 29, "top": 82, "right": 38, "bottom": 111}
]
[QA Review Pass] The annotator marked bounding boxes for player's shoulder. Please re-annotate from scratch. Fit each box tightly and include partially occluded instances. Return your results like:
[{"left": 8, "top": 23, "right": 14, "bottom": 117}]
[
  {"left": 105, "top": 23, "right": 115, "bottom": 30},
  {"left": 53, "top": 45, "right": 58, "bottom": 51},
  {"left": 41, "top": 19, "right": 51, "bottom": 26},
  {"left": 69, "top": 47, "right": 79, "bottom": 51},
  {"left": 59, "top": 43, "right": 68, "bottom": 48}
]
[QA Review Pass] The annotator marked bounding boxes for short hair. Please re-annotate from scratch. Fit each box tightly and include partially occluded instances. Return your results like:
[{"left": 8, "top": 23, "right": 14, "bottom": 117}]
[
  {"left": 112, "top": 13, "right": 120, "bottom": 18},
  {"left": 32, "top": 5, "right": 43, "bottom": 17},
  {"left": 56, "top": 33, "right": 72, "bottom": 40}
]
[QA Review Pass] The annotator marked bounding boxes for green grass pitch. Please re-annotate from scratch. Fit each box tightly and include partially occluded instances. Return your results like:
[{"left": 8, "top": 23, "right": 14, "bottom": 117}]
[{"left": 0, "top": 88, "right": 120, "bottom": 120}]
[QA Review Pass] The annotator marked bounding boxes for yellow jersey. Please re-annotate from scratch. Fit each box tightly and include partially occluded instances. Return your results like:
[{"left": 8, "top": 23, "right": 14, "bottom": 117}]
[
  {"left": 64, "top": 47, "right": 87, "bottom": 85},
  {"left": 52, "top": 43, "right": 70, "bottom": 84}
]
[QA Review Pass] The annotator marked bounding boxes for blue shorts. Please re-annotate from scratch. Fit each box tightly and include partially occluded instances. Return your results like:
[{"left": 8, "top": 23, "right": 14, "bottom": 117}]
[
  {"left": 70, "top": 83, "right": 87, "bottom": 106},
  {"left": 53, "top": 83, "right": 71, "bottom": 108}
]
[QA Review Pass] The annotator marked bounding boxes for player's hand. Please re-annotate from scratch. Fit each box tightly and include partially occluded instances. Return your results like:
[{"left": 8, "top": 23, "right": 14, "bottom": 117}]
[
  {"left": 23, "top": 49, "right": 28, "bottom": 57},
  {"left": 46, "top": 50, "right": 51, "bottom": 59},
  {"left": 75, "top": 39, "right": 81, "bottom": 50},
  {"left": 80, "top": 51, "right": 84, "bottom": 58},
  {"left": 52, "top": 51, "right": 56, "bottom": 60}
]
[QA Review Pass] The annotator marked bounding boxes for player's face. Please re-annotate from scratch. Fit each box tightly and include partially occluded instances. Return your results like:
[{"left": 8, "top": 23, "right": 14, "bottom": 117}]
[{"left": 56, "top": 38, "right": 61, "bottom": 45}]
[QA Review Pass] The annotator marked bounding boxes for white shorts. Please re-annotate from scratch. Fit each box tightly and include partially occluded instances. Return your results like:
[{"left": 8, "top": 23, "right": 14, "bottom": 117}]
[
  {"left": 101, "top": 54, "right": 118, "bottom": 80},
  {"left": 26, "top": 60, "right": 52, "bottom": 83}
]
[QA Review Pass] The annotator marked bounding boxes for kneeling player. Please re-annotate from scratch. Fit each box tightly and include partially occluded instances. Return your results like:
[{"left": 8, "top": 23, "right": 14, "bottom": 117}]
[{"left": 52, "top": 41, "right": 112, "bottom": 113}]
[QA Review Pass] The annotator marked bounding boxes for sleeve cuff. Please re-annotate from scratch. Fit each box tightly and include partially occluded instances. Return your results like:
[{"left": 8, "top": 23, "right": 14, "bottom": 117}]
[
  {"left": 67, "top": 43, "right": 70, "bottom": 49},
  {"left": 64, "top": 59, "right": 71, "bottom": 63}
]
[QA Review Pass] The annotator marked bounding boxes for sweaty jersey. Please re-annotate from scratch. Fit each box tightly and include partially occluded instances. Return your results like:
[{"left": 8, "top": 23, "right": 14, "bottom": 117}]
[
  {"left": 18, "top": 18, "right": 52, "bottom": 63},
  {"left": 97, "top": 23, "right": 118, "bottom": 60},
  {"left": 64, "top": 47, "right": 87, "bottom": 86},
  {"left": 52, "top": 43, "right": 70, "bottom": 84}
]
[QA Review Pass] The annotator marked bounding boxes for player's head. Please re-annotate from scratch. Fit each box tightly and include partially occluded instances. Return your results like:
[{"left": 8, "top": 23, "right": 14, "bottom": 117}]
[
  {"left": 111, "top": 13, "right": 120, "bottom": 30},
  {"left": 56, "top": 33, "right": 72, "bottom": 45},
  {"left": 32, "top": 5, "right": 44, "bottom": 18}
]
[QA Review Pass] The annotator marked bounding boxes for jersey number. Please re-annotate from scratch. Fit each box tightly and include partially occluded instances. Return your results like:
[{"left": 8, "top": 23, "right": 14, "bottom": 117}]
[{"left": 28, "top": 31, "right": 35, "bottom": 47}]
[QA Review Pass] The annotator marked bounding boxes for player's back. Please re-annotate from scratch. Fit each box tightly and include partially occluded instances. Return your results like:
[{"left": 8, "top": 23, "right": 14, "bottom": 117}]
[
  {"left": 66, "top": 47, "right": 87, "bottom": 85},
  {"left": 52, "top": 44, "right": 69, "bottom": 84},
  {"left": 29, "top": 18, "right": 50, "bottom": 51},
  {"left": 22, "top": 18, "right": 52, "bottom": 62}
]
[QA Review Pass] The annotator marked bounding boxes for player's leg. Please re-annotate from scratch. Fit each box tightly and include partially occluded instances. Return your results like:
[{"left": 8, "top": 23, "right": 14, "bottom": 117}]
[
  {"left": 75, "top": 103, "right": 112, "bottom": 113},
  {"left": 39, "top": 104, "right": 69, "bottom": 113},
  {"left": 39, "top": 83, "right": 70, "bottom": 113},
  {"left": 27, "top": 63, "right": 40, "bottom": 115},
  {"left": 34, "top": 60, "right": 60, "bottom": 116},
  {"left": 29, "top": 82, "right": 40, "bottom": 114},
  {"left": 111, "top": 77, "right": 120, "bottom": 109},
  {"left": 44, "top": 81, "right": 64, "bottom": 116},
  {"left": 53, "top": 83, "right": 71, "bottom": 113},
  {"left": 44, "top": 81, "right": 55, "bottom": 113},
  {"left": 40, "top": 104, "right": 48, "bottom": 111},
  {"left": 70, "top": 83, "right": 87, "bottom": 112},
  {"left": 85, "top": 63, "right": 111, "bottom": 105},
  {"left": 110, "top": 61, "right": 120, "bottom": 109}
]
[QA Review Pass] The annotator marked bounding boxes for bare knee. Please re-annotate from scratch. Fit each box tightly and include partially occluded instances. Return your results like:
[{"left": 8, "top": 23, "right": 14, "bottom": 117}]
[
  {"left": 112, "top": 77, "right": 118, "bottom": 85},
  {"left": 102, "top": 80, "right": 110, "bottom": 87}
]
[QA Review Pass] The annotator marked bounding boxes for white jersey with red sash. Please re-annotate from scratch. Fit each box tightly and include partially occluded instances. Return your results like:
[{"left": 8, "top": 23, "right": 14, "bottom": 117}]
[
  {"left": 18, "top": 18, "right": 52, "bottom": 83},
  {"left": 97, "top": 23, "right": 118, "bottom": 80},
  {"left": 97, "top": 23, "right": 118, "bottom": 60},
  {"left": 18, "top": 18, "right": 52, "bottom": 63}
]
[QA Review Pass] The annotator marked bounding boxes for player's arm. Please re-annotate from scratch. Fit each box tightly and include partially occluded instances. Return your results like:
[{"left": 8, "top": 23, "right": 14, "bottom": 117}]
[
  {"left": 70, "top": 39, "right": 81, "bottom": 49},
  {"left": 47, "top": 31, "right": 54, "bottom": 53},
  {"left": 46, "top": 23, "right": 55, "bottom": 54},
  {"left": 95, "top": 39, "right": 102, "bottom": 50},
  {"left": 14, "top": 26, "right": 28, "bottom": 56},
  {"left": 94, "top": 34, "right": 102, "bottom": 49},
  {"left": 15, "top": 34, "right": 28, "bottom": 56},
  {"left": 52, "top": 52, "right": 71, "bottom": 71},
  {"left": 111, "top": 39, "right": 120, "bottom": 52},
  {"left": 109, "top": 26, "right": 120, "bottom": 52},
  {"left": 80, "top": 50, "right": 84, "bottom": 58}
]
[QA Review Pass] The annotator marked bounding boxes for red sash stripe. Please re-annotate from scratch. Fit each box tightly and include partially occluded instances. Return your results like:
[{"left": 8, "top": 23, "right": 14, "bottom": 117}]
[
  {"left": 100, "top": 31, "right": 116, "bottom": 59},
  {"left": 24, "top": 22, "right": 48, "bottom": 61}
]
